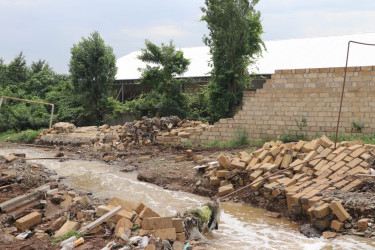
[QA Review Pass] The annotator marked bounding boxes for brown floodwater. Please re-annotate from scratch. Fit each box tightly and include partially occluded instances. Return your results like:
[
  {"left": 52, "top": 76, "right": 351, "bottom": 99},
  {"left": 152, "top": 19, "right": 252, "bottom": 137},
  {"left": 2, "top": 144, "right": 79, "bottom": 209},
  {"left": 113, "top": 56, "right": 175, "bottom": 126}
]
[{"left": 1, "top": 146, "right": 375, "bottom": 249}]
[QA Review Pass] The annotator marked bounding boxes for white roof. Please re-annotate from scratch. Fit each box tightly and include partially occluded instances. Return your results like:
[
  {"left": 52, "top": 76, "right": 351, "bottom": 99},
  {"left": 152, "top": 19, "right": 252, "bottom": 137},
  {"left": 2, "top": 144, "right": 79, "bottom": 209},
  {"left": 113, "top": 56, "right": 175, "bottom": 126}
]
[{"left": 116, "top": 33, "right": 375, "bottom": 80}]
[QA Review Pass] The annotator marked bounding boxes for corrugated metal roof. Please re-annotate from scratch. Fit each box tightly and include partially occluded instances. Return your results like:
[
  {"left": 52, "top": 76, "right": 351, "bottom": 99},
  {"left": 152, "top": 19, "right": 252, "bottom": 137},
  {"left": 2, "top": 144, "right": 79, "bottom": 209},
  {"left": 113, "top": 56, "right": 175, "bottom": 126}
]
[{"left": 116, "top": 33, "right": 375, "bottom": 80}]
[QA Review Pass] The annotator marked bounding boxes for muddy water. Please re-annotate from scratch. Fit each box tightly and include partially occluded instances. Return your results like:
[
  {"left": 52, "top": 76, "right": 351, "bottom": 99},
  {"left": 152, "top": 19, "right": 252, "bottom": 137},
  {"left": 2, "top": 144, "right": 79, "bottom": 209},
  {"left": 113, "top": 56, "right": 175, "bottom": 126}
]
[{"left": 2, "top": 146, "right": 375, "bottom": 250}]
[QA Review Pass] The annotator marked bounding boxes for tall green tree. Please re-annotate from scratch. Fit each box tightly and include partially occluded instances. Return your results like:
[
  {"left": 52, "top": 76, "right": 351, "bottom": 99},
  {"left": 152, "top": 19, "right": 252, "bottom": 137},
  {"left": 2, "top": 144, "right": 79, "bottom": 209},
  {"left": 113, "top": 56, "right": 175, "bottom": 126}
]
[
  {"left": 69, "top": 31, "right": 117, "bottom": 125},
  {"left": 201, "top": 0, "right": 264, "bottom": 122},
  {"left": 127, "top": 40, "right": 190, "bottom": 118}
]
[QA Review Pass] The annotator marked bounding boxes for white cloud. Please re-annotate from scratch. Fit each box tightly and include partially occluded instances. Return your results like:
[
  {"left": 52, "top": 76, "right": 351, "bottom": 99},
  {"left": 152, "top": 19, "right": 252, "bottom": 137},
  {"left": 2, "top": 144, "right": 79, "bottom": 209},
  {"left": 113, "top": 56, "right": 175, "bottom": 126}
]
[{"left": 121, "top": 25, "right": 188, "bottom": 39}]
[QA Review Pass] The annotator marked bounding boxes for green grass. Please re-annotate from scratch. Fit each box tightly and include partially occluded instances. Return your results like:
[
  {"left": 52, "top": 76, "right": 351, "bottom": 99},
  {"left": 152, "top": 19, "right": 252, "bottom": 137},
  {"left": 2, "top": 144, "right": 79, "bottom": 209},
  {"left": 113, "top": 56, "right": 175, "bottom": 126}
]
[
  {"left": 154, "top": 159, "right": 164, "bottom": 165},
  {"left": 0, "top": 129, "right": 43, "bottom": 143},
  {"left": 331, "top": 133, "right": 375, "bottom": 144},
  {"left": 51, "top": 229, "right": 82, "bottom": 244}
]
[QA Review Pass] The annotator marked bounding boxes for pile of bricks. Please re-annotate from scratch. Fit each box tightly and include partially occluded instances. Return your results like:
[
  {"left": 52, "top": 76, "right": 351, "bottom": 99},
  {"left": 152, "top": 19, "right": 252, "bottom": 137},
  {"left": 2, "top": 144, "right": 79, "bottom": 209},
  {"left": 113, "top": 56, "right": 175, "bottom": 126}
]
[
  {"left": 38, "top": 116, "right": 212, "bottom": 148},
  {"left": 95, "top": 197, "right": 186, "bottom": 244},
  {"left": 207, "top": 136, "right": 375, "bottom": 232}
]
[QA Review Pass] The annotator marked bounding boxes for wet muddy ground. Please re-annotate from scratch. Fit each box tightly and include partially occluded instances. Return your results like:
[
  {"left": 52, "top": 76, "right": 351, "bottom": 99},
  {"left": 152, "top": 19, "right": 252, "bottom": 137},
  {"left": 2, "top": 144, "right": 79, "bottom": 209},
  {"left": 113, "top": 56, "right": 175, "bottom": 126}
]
[{"left": 1, "top": 143, "right": 375, "bottom": 249}]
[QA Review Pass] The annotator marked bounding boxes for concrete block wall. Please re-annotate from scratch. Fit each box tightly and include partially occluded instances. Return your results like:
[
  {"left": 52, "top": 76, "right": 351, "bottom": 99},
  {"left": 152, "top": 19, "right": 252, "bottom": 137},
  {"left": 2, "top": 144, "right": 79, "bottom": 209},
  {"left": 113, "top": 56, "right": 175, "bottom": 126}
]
[{"left": 190, "top": 66, "right": 375, "bottom": 143}]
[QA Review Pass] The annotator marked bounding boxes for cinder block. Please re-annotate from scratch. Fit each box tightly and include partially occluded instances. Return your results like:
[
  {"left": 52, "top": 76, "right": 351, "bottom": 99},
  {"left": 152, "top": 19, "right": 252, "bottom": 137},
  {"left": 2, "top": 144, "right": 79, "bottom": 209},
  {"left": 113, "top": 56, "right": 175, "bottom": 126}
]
[
  {"left": 330, "top": 220, "right": 343, "bottom": 231},
  {"left": 16, "top": 212, "right": 42, "bottom": 232},
  {"left": 172, "top": 218, "right": 184, "bottom": 233},
  {"left": 142, "top": 217, "right": 172, "bottom": 230},
  {"left": 139, "top": 207, "right": 160, "bottom": 219},
  {"left": 329, "top": 201, "right": 351, "bottom": 222}
]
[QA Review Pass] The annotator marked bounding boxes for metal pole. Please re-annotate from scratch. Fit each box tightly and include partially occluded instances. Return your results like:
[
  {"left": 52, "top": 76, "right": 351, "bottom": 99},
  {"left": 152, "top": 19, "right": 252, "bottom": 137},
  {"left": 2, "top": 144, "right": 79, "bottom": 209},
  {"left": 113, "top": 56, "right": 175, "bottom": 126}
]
[
  {"left": 0, "top": 96, "right": 55, "bottom": 129},
  {"left": 334, "top": 41, "right": 375, "bottom": 149}
]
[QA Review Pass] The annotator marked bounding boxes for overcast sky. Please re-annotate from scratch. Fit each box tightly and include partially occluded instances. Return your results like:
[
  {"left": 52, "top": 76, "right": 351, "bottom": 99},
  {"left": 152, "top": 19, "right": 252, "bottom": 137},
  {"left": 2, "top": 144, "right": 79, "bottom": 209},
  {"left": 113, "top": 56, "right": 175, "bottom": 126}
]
[{"left": 1, "top": 0, "right": 375, "bottom": 74}]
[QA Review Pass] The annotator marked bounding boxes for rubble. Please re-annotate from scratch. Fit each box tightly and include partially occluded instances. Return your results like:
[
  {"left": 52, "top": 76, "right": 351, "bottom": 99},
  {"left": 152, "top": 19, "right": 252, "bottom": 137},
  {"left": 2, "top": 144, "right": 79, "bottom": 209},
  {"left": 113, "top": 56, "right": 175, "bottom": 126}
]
[
  {"left": 38, "top": 116, "right": 213, "bottom": 150},
  {"left": 206, "top": 136, "right": 375, "bottom": 238},
  {"left": 0, "top": 155, "right": 210, "bottom": 249}
]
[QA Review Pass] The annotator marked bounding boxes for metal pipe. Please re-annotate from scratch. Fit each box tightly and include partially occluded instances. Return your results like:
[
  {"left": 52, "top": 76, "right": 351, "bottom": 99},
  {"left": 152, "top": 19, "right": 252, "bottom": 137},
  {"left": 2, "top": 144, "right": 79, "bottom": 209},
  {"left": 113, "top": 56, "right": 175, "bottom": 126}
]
[
  {"left": 334, "top": 41, "right": 375, "bottom": 149},
  {"left": 0, "top": 96, "right": 55, "bottom": 129},
  {"left": 219, "top": 156, "right": 326, "bottom": 200}
]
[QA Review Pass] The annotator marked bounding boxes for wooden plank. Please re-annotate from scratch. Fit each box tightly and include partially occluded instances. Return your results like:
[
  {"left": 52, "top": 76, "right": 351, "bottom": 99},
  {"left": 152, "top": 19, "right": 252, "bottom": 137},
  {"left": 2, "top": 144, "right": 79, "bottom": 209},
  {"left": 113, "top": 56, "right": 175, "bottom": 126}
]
[{"left": 78, "top": 205, "right": 122, "bottom": 235}]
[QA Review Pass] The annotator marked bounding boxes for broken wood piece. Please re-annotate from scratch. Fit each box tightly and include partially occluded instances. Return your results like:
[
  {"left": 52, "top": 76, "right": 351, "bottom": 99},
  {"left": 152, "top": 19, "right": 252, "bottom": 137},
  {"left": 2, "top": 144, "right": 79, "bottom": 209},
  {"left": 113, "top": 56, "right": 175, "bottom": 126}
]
[
  {"left": 78, "top": 205, "right": 122, "bottom": 235},
  {"left": 0, "top": 184, "right": 50, "bottom": 212}
]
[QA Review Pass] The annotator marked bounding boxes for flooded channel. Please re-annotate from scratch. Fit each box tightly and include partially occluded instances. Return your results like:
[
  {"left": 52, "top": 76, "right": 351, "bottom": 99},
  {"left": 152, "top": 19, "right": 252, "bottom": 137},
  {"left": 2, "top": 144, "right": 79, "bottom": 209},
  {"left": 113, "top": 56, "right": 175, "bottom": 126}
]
[{"left": 2, "top": 146, "right": 375, "bottom": 249}]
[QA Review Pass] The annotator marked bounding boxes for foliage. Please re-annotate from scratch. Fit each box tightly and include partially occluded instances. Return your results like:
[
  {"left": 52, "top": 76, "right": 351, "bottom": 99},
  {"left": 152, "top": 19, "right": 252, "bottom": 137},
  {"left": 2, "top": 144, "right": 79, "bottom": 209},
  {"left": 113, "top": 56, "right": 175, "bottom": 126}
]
[
  {"left": 351, "top": 120, "right": 366, "bottom": 133},
  {"left": 331, "top": 133, "right": 375, "bottom": 145},
  {"left": 231, "top": 129, "right": 250, "bottom": 147},
  {"left": 185, "top": 87, "right": 211, "bottom": 123},
  {"left": 0, "top": 129, "right": 42, "bottom": 143},
  {"left": 279, "top": 117, "right": 308, "bottom": 143},
  {"left": 201, "top": 0, "right": 264, "bottom": 122},
  {"left": 69, "top": 31, "right": 117, "bottom": 125},
  {"left": 126, "top": 40, "right": 190, "bottom": 119},
  {"left": 51, "top": 229, "right": 83, "bottom": 244}
]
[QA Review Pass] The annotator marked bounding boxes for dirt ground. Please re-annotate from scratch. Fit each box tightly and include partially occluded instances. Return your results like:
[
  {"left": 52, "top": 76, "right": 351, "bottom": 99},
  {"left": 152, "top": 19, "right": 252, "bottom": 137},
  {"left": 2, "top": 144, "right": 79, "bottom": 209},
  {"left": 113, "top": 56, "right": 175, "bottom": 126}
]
[{"left": 2, "top": 141, "right": 375, "bottom": 249}]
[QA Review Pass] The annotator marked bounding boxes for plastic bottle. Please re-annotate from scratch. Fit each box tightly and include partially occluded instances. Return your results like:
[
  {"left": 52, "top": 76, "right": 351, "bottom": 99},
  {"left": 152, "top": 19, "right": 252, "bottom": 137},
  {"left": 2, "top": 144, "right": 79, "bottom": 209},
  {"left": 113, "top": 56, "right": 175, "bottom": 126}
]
[
  {"left": 59, "top": 236, "right": 77, "bottom": 247},
  {"left": 140, "top": 236, "right": 148, "bottom": 248},
  {"left": 60, "top": 242, "right": 75, "bottom": 250}
]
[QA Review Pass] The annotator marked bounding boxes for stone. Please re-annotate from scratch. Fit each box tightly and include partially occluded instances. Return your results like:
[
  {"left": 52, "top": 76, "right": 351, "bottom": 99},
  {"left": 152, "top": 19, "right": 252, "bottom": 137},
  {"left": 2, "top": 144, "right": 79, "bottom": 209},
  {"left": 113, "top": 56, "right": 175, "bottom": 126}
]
[
  {"left": 60, "top": 193, "right": 73, "bottom": 209},
  {"left": 142, "top": 217, "right": 172, "bottom": 230},
  {"left": 139, "top": 207, "right": 160, "bottom": 219},
  {"left": 218, "top": 153, "right": 231, "bottom": 168},
  {"left": 15, "top": 212, "right": 42, "bottom": 231},
  {"left": 54, "top": 220, "right": 79, "bottom": 237},
  {"left": 218, "top": 184, "right": 234, "bottom": 197},
  {"left": 331, "top": 220, "right": 344, "bottom": 231},
  {"left": 103, "top": 155, "right": 117, "bottom": 161},
  {"left": 134, "top": 202, "right": 145, "bottom": 214},
  {"left": 312, "top": 204, "right": 331, "bottom": 218},
  {"left": 144, "top": 245, "right": 156, "bottom": 250},
  {"left": 216, "top": 170, "right": 229, "bottom": 178},
  {"left": 114, "top": 217, "right": 133, "bottom": 236},
  {"left": 357, "top": 218, "right": 370, "bottom": 231},
  {"left": 264, "top": 211, "right": 281, "bottom": 218},
  {"left": 5, "top": 154, "right": 17, "bottom": 162},
  {"left": 173, "top": 241, "right": 184, "bottom": 250},
  {"left": 172, "top": 218, "right": 184, "bottom": 233},
  {"left": 176, "top": 232, "right": 186, "bottom": 242},
  {"left": 186, "top": 149, "right": 194, "bottom": 159},
  {"left": 329, "top": 201, "right": 351, "bottom": 222},
  {"left": 154, "top": 228, "right": 176, "bottom": 240},
  {"left": 322, "top": 231, "right": 338, "bottom": 239},
  {"left": 230, "top": 159, "right": 246, "bottom": 169},
  {"left": 138, "top": 156, "right": 151, "bottom": 162},
  {"left": 175, "top": 156, "right": 186, "bottom": 163}
]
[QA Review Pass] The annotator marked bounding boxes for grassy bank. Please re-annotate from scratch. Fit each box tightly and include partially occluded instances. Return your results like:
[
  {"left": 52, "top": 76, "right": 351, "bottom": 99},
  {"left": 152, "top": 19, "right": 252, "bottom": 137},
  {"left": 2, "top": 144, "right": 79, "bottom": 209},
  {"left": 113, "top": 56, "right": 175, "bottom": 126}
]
[{"left": 0, "top": 129, "right": 43, "bottom": 143}]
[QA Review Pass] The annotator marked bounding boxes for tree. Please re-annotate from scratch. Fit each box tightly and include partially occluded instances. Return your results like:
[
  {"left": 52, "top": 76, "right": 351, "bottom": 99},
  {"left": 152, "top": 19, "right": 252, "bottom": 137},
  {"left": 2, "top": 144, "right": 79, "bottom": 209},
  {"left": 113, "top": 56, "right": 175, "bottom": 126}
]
[
  {"left": 201, "top": 0, "right": 264, "bottom": 122},
  {"left": 127, "top": 40, "right": 190, "bottom": 118},
  {"left": 69, "top": 31, "right": 117, "bottom": 125}
]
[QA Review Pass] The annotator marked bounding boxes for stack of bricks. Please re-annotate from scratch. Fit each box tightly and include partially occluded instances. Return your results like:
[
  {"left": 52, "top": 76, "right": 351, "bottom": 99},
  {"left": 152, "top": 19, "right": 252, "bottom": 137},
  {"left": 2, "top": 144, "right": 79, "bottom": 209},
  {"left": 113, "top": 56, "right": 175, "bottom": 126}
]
[
  {"left": 207, "top": 135, "right": 374, "bottom": 231},
  {"left": 156, "top": 121, "right": 213, "bottom": 145},
  {"left": 196, "top": 66, "right": 375, "bottom": 143}
]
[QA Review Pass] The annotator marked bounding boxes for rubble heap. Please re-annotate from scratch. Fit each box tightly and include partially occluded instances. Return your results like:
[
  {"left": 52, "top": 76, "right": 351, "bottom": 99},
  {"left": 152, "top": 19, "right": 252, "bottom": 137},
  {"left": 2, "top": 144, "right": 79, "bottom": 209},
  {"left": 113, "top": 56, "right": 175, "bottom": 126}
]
[
  {"left": 0, "top": 155, "right": 206, "bottom": 249},
  {"left": 38, "top": 117, "right": 212, "bottom": 149},
  {"left": 207, "top": 136, "right": 375, "bottom": 237}
]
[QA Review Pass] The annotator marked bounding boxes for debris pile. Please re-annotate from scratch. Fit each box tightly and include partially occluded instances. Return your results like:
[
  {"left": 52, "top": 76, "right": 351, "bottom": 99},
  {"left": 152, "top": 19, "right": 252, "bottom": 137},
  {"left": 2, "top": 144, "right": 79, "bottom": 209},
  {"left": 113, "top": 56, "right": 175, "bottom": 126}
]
[
  {"left": 0, "top": 154, "right": 211, "bottom": 249},
  {"left": 206, "top": 136, "right": 375, "bottom": 238},
  {"left": 38, "top": 117, "right": 212, "bottom": 149}
]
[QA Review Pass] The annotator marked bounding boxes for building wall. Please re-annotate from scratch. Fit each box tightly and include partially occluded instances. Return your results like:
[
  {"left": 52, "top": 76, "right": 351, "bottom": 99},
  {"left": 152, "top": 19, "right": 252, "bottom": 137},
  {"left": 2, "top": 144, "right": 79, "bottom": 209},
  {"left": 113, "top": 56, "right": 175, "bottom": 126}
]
[{"left": 188, "top": 66, "right": 375, "bottom": 144}]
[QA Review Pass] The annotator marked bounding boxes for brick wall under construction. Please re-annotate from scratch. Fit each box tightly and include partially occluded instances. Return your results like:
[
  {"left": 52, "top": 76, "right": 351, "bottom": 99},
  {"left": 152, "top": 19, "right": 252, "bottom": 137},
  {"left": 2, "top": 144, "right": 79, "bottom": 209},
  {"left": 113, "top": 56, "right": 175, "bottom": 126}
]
[{"left": 189, "top": 65, "right": 375, "bottom": 144}]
